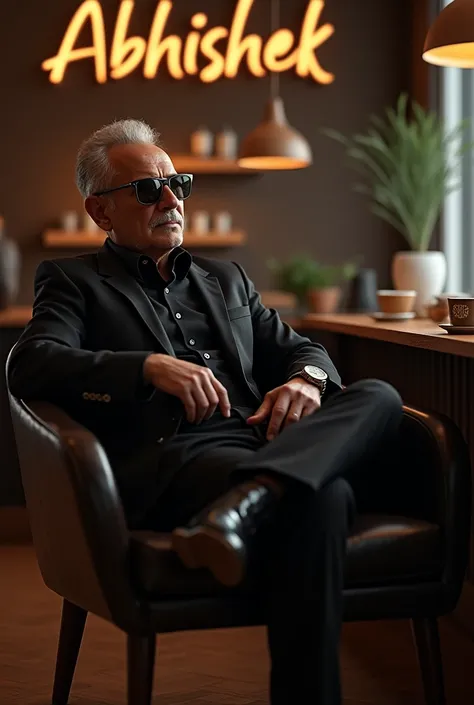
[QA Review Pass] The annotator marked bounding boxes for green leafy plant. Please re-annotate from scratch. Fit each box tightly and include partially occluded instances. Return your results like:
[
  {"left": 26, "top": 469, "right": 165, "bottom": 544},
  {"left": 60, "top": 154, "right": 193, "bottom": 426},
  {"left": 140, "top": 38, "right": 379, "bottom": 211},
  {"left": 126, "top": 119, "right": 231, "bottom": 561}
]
[
  {"left": 267, "top": 255, "right": 357, "bottom": 304},
  {"left": 323, "top": 93, "right": 472, "bottom": 252}
]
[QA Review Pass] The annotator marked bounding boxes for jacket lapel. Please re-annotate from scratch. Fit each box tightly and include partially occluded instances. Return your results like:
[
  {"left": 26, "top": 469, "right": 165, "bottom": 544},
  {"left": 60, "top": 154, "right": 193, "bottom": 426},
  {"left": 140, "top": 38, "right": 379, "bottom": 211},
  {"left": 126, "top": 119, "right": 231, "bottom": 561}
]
[
  {"left": 189, "top": 263, "right": 261, "bottom": 402},
  {"left": 96, "top": 244, "right": 176, "bottom": 357}
]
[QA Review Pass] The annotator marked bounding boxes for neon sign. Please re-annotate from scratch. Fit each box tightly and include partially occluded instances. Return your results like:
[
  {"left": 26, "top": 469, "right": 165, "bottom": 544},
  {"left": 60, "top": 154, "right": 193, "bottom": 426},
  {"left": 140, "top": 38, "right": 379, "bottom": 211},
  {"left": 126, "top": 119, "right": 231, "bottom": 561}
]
[{"left": 42, "top": 0, "right": 335, "bottom": 85}]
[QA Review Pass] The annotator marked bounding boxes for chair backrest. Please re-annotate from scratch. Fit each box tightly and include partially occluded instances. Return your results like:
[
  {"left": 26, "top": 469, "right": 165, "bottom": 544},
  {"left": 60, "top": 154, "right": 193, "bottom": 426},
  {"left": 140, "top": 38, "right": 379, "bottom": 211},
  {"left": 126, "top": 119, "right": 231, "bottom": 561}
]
[{"left": 5, "top": 350, "right": 148, "bottom": 631}]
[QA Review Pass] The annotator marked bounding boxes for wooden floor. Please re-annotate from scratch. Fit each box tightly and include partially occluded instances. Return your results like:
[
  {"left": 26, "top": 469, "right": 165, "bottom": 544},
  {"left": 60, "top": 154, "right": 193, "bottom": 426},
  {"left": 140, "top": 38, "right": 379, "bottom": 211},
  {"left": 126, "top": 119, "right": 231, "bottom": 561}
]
[{"left": 1, "top": 545, "right": 474, "bottom": 705}]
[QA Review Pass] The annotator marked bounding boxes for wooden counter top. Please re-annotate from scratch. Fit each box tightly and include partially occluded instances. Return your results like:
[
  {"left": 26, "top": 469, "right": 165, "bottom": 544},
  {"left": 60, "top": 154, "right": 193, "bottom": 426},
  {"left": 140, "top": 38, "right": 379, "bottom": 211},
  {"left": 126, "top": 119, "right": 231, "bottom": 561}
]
[
  {"left": 297, "top": 313, "right": 474, "bottom": 359},
  {"left": 2, "top": 307, "right": 474, "bottom": 359}
]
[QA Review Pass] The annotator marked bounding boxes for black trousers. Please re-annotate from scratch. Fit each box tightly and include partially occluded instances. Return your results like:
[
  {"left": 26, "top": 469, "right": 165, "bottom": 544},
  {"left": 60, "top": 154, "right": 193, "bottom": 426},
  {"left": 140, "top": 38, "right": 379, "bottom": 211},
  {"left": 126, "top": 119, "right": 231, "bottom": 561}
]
[{"left": 150, "top": 378, "right": 403, "bottom": 705}]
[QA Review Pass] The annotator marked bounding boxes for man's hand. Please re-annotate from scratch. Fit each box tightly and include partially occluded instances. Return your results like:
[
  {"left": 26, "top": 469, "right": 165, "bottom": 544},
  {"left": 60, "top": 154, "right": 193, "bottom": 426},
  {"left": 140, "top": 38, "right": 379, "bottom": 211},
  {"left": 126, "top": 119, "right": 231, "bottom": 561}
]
[
  {"left": 143, "top": 354, "right": 231, "bottom": 424},
  {"left": 247, "top": 377, "right": 321, "bottom": 441}
]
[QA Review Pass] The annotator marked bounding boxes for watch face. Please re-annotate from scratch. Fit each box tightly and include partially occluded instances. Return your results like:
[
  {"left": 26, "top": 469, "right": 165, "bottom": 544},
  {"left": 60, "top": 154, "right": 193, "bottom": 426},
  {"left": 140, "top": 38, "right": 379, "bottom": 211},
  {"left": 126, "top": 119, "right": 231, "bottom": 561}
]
[{"left": 305, "top": 365, "right": 328, "bottom": 381}]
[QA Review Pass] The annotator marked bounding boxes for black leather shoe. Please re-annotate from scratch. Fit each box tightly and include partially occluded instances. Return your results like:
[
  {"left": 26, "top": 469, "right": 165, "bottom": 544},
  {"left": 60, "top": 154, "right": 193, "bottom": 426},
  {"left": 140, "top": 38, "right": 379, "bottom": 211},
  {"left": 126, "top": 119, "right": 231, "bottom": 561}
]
[{"left": 171, "top": 481, "right": 278, "bottom": 587}]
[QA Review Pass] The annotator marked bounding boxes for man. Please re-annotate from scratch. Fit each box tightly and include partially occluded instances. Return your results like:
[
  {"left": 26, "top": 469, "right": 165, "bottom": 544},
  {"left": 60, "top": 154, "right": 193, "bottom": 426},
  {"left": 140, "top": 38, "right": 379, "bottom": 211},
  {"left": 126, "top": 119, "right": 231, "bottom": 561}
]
[{"left": 8, "top": 119, "right": 403, "bottom": 705}]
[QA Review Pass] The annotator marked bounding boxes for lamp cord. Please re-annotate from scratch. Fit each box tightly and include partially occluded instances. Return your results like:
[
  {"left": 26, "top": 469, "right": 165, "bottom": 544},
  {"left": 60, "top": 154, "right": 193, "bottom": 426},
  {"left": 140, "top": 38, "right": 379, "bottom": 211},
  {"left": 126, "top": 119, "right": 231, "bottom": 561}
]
[{"left": 270, "top": 0, "right": 280, "bottom": 100}]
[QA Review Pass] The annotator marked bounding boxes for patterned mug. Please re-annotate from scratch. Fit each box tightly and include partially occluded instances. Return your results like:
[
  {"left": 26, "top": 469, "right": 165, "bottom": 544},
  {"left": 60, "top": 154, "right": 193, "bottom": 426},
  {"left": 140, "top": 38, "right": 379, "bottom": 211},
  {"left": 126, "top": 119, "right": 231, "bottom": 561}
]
[{"left": 448, "top": 297, "right": 474, "bottom": 326}]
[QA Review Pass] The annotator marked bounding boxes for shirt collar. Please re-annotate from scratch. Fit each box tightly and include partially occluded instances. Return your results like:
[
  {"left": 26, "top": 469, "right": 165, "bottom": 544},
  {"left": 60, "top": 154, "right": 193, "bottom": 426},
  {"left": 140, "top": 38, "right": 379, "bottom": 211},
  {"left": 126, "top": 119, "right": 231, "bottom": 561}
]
[{"left": 106, "top": 238, "right": 193, "bottom": 284}]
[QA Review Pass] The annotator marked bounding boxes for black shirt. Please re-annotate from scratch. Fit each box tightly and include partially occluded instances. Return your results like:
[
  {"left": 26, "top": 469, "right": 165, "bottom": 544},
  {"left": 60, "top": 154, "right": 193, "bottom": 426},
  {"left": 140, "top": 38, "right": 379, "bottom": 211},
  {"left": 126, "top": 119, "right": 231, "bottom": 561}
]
[{"left": 106, "top": 239, "right": 257, "bottom": 415}]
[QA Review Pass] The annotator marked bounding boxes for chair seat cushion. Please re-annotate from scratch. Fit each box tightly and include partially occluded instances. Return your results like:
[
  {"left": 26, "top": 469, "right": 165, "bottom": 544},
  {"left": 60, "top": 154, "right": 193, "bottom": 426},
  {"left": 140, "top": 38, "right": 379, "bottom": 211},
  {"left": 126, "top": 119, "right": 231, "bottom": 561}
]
[{"left": 130, "top": 514, "right": 442, "bottom": 599}]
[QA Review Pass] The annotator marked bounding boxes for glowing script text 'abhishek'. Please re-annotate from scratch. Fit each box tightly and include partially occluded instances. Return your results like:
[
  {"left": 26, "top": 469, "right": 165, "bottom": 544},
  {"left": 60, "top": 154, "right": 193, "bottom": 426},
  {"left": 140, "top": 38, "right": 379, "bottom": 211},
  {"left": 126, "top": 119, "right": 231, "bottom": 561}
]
[{"left": 42, "top": 0, "right": 335, "bottom": 85}]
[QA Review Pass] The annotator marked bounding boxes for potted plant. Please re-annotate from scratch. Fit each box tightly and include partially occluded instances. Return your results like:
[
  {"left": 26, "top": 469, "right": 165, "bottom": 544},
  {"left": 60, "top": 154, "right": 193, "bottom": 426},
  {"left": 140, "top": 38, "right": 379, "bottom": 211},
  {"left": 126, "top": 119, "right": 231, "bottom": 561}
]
[
  {"left": 267, "top": 255, "right": 357, "bottom": 314},
  {"left": 323, "top": 93, "right": 472, "bottom": 316}
]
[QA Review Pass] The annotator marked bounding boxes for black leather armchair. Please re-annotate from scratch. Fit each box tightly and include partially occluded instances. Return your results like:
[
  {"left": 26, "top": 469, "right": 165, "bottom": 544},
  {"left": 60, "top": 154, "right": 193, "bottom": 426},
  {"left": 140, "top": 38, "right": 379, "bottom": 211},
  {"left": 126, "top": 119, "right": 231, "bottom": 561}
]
[{"left": 6, "top": 375, "right": 471, "bottom": 705}]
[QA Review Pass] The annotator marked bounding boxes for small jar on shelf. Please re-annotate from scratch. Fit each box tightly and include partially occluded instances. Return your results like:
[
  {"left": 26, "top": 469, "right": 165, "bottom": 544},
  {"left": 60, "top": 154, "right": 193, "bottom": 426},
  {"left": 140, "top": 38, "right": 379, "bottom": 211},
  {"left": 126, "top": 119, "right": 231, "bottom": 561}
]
[
  {"left": 190, "top": 127, "right": 213, "bottom": 158},
  {"left": 213, "top": 211, "right": 232, "bottom": 234},
  {"left": 215, "top": 126, "right": 238, "bottom": 160},
  {"left": 60, "top": 211, "right": 79, "bottom": 232},
  {"left": 191, "top": 211, "right": 211, "bottom": 235}
]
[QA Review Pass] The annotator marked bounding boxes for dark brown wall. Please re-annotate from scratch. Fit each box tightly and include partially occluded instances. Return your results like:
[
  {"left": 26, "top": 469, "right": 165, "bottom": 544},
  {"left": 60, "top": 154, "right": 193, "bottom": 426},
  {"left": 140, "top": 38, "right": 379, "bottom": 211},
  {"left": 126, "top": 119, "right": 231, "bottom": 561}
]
[
  {"left": 411, "top": 0, "right": 431, "bottom": 109},
  {"left": 0, "top": 0, "right": 413, "bottom": 304}
]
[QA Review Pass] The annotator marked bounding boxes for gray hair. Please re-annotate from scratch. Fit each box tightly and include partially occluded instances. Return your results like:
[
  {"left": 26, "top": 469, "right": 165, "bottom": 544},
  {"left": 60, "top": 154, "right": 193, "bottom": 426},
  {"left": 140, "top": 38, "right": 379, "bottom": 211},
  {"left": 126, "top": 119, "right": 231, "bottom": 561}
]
[{"left": 75, "top": 119, "right": 161, "bottom": 197}]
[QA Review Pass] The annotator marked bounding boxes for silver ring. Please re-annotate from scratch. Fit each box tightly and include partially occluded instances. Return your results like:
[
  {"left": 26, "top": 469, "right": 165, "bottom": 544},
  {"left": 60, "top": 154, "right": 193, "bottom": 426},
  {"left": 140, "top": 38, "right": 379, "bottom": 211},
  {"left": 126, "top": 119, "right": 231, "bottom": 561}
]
[{"left": 292, "top": 412, "right": 299, "bottom": 418}]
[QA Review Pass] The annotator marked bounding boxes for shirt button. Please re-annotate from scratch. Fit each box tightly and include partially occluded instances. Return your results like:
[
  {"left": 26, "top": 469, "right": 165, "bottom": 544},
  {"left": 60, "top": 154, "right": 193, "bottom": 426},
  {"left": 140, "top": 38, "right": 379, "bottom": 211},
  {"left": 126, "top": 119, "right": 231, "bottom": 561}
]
[
  {"left": 189, "top": 339, "right": 196, "bottom": 346},
  {"left": 203, "top": 352, "right": 211, "bottom": 360},
  {"left": 164, "top": 287, "right": 169, "bottom": 294},
  {"left": 175, "top": 312, "right": 182, "bottom": 319}
]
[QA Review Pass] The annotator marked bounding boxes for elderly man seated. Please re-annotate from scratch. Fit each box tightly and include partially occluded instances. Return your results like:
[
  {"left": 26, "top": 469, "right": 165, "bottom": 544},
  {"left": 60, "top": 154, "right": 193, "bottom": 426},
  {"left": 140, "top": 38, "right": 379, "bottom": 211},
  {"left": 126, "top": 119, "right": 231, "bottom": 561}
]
[{"left": 8, "top": 119, "right": 403, "bottom": 705}]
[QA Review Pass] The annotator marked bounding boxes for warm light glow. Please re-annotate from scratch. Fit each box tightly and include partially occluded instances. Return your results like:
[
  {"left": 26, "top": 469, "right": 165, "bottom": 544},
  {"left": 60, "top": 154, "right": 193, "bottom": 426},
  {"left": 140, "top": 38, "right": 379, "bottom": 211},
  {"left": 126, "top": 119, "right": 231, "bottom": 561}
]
[
  {"left": 110, "top": 0, "right": 146, "bottom": 79},
  {"left": 238, "top": 156, "right": 309, "bottom": 169},
  {"left": 224, "top": 0, "right": 265, "bottom": 78},
  {"left": 237, "top": 96, "right": 313, "bottom": 171},
  {"left": 183, "top": 13, "right": 208, "bottom": 75},
  {"left": 144, "top": 0, "right": 185, "bottom": 80},
  {"left": 423, "top": 0, "right": 474, "bottom": 69},
  {"left": 263, "top": 30, "right": 298, "bottom": 73},
  {"left": 423, "top": 43, "right": 474, "bottom": 68},
  {"left": 41, "top": 0, "right": 335, "bottom": 85},
  {"left": 296, "top": 0, "right": 335, "bottom": 84},
  {"left": 42, "top": 0, "right": 107, "bottom": 84}
]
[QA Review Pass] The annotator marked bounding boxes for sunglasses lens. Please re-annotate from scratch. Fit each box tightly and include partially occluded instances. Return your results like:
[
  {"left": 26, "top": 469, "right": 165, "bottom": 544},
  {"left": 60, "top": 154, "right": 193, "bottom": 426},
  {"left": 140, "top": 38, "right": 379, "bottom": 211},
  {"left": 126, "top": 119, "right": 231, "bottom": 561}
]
[
  {"left": 170, "top": 174, "right": 193, "bottom": 200},
  {"left": 136, "top": 178, "right": 162, "bottom": 205},
  {"left": 135, "top": 175, "right": 193, "bottom": 204}
]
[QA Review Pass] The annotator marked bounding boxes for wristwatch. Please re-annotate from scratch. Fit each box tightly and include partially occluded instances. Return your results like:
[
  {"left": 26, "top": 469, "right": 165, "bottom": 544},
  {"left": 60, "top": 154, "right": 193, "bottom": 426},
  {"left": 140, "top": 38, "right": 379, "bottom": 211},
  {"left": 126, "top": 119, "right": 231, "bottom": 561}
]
[{"left": 293, "top": 365, "right": 328, "bottom": 396}]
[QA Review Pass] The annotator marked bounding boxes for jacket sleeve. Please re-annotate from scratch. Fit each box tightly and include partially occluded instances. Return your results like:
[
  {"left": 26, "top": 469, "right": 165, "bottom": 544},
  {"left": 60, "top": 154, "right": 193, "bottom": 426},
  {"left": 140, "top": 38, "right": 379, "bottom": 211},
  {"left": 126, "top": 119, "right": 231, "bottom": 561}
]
[
  {"left": 7, "top": 260, "right": 153, "bottom": 404},
  {"left": 232, "top": 262, "right": 342, "bottom": 395}
]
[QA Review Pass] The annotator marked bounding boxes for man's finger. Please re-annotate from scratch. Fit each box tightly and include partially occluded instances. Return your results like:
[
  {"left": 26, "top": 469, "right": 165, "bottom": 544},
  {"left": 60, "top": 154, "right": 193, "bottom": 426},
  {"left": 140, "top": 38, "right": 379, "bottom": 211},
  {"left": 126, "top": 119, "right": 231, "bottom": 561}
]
[
  {"left": 211, "top": 377, "right": 231, "bottom": 418},
  {"left": 202, "top": 377, "right": 220, "bottom": 420},
  {"left": 283, "top": 400, "right": 305, "bottom": 428},
  {"left": 266, "top": 397, "right": 291, "bottom": 440},
  {"left": 192, "top": 383, "right": 211, "bottom": 424},
  {"left": 247, "top": 397, "right": 273, "bottom": 424},
  {"left": 182, "top": 391, "right": 197, "bottom": 423},
  {"left": 301, "top": 403, "right": 317, "bottom": 418}
]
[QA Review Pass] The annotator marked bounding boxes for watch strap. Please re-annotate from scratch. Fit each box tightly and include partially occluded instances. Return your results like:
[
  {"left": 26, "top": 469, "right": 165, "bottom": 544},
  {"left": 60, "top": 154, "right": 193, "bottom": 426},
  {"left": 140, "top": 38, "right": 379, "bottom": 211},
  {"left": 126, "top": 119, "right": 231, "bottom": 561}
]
[{"left": 289, "top": 369, "right": 327, "bottom": 396}]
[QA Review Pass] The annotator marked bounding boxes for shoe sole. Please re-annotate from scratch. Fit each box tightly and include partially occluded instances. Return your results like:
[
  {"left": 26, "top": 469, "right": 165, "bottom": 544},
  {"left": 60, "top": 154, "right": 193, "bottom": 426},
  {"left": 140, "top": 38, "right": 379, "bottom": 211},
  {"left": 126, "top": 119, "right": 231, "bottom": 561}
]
[{"left": 171, "top": 526, "right": 245, "bottom": 587}]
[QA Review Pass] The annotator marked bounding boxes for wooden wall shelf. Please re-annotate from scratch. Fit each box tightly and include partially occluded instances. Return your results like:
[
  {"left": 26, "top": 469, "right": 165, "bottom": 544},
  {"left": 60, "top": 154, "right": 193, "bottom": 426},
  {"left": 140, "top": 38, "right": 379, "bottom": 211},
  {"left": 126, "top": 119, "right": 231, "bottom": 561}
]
[
  {"left": 171, "top": 155, "right": 259, "bottom": 175},
  {"left": 42, "top": 229, "right": 247, "bottom": 249}
]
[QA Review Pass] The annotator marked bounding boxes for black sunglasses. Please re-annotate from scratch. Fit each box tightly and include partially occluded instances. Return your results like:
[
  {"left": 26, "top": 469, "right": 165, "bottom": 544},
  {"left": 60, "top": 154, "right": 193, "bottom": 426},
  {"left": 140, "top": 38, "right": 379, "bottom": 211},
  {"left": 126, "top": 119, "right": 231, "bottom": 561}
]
[{"left": 94, "top": 173, "right": 193, "bottom": 205}]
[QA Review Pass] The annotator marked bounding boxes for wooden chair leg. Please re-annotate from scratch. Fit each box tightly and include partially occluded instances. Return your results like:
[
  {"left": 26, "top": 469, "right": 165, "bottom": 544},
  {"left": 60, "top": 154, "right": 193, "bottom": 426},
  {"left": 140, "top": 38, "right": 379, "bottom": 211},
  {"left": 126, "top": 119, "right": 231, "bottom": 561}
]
[
  {"left": 411, "top": 617, "right": 446, "bottom": 705},
  {"left": 127, "top": 634, "right": 156, "bottom": 705},
  {"left": 52, "top": 599, "right": 88, "bottom": 705}
]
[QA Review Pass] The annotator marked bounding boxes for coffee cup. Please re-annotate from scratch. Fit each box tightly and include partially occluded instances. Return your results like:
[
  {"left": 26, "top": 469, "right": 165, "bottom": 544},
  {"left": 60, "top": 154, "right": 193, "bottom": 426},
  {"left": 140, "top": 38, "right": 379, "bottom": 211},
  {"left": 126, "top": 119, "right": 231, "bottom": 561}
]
[
  {"left": 377, "top": 290, "right": 416, "bottom": 315},
  {"left": 448, "top": 297, "right": 474, "bottom": 326},
  {"left": 426, "top": 292, "right": 470, "bottom": 323}
]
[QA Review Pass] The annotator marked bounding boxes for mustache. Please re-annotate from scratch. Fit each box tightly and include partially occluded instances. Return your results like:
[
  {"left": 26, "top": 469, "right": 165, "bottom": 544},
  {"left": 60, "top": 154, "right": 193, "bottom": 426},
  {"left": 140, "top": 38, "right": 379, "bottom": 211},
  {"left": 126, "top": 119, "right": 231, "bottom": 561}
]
[{"left": 150, "top": 210, "right": 183, "bottom": 228}]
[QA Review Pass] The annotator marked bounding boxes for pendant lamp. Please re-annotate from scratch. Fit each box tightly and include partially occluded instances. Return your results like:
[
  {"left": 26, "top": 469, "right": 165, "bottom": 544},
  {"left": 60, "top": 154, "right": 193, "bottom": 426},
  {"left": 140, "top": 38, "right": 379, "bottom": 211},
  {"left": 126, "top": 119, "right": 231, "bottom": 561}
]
[
  {"left": 238, "top": 0, "right": 312, "bottom": 170},
  {"left": 423, "top": 0, "right": 474, "bottom": 68}
]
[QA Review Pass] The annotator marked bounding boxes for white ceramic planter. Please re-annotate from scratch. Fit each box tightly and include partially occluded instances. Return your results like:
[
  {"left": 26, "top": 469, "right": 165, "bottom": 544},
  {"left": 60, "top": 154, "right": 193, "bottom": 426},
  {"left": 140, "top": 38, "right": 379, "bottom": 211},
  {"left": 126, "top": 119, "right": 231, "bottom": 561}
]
[{"left": 391, "top": 251, "right": 447, "bottom": 317}]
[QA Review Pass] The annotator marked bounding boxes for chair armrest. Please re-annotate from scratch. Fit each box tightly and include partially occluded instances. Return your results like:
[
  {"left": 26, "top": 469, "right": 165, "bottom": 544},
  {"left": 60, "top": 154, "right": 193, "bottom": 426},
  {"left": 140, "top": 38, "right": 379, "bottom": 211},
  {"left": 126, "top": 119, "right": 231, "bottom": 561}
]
[
  {"left": 357, "top": 404, "right": 471, "bottom": 595},
  {"left": 400, "top": 405, "right": 471, "bottom": 590},
  {"left": 8, "top": 395, "right": 148, "bottom": 631},
  {"left": 399, "top": 406, "right": 470, "bottom": 522}
]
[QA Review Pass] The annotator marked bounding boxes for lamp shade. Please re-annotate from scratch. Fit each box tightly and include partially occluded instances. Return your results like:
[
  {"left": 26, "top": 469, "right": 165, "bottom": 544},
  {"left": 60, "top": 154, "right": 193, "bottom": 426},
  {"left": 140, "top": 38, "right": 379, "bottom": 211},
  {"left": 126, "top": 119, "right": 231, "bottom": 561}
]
[
  {"left": 238, "top": 97, "right": 312, "bottom": 170},
  {"left": 423, "top": 0, "right": 474, "bottom": 68}
]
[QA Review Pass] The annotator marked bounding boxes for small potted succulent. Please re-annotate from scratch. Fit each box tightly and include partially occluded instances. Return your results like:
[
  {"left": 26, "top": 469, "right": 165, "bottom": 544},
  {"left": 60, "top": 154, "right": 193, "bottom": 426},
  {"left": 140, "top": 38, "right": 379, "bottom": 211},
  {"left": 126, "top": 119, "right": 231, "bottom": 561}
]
[{"left": 267, "top": 255, "right": 358, "bottom": 314}]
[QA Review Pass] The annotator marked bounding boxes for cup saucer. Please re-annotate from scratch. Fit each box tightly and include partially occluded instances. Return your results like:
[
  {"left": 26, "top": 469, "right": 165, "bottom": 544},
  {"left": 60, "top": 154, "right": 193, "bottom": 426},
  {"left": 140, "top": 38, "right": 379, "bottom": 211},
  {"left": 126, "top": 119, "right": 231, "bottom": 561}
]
[
  {"left": 438, "top": 323, "right": 474, "bottom": 335},
  {"left": 371, "top": 311, "right": 416, "bottom": 321}
]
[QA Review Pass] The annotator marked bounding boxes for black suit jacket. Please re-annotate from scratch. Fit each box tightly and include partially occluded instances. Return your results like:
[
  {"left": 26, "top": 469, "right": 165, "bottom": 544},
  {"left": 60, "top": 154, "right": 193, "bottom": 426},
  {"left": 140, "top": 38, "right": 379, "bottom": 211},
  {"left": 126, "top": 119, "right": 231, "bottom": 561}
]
[{"left": 8, "top": 243, "right": 341, "bottom": 516}]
